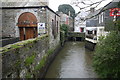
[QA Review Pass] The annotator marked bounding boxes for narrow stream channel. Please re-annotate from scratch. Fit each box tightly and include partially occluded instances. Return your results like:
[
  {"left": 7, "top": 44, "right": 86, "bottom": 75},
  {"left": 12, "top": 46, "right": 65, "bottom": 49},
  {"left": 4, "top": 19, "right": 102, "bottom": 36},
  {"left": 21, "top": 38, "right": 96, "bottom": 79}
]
[{"left": 45, "top": 42, "right": 98, "bottom": 78}]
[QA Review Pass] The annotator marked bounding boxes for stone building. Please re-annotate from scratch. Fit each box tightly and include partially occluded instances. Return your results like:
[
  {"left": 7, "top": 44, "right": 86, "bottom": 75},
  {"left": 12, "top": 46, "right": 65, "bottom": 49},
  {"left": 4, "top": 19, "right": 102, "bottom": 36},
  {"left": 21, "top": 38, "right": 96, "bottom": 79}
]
[
  {"left": 0, "top": 1, "right": 61, "bottom": 78},
  {"left": 58, "top": 12, "right": 74, "bottom": 31},
  {"left": 86, "top": 1, "right": 120, "bottom": 42},
  {"left": 85, "top": 0, "right": 120, "bottom": 50},
  {"left": 86, "top": 8, "right": 105, "bottom": 42},
  {"left": 1, "top": 1, "right": 60, "bottom": 47}
]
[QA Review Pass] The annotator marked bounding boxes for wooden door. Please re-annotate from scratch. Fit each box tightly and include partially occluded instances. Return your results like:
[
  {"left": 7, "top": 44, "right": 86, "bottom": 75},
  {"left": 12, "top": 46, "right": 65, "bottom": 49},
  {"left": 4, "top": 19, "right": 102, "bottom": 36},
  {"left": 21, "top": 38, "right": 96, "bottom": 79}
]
[
  {"left": 18, "top": 12, "right": 38, "bottom": 40},
  {"left": 19, "top": 27, "right": 37, "bottom": 40},
  {"left": 19, "top": 28, "right": 25, "bottom": 40},
  {"left": 25, "top": 28, "right": 34, "bottom": 40}
]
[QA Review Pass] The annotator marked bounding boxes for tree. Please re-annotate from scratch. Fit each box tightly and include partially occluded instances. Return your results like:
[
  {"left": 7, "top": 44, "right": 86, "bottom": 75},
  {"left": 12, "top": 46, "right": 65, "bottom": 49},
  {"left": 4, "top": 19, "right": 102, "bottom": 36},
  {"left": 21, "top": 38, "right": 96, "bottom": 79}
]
[
  {"left": 58, "top": 4, "right": 75, "bottom": 18},
  {"left": 71, "top": 0, "right": 114, "bottom": 21},
  {"left": 93, "top": 31, "right": 120, "bottom": 78},
  {"left": 71, "top": 0, "right": 120, "bottom": 78},
  {"left": 72, "top": 0, "right": 108, "bottom": 14},
  {"left": 60, "top": 24, "right": 69, "bottom": 36}
]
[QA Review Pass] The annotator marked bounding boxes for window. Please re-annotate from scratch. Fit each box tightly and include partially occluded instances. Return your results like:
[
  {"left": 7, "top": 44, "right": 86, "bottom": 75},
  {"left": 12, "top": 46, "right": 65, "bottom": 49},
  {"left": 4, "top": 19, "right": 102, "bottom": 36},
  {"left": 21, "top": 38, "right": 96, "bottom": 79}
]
[
  {"left": 80, "top": 28, "right": 84, "bottom": 32},
  {"left": 52, "top": 19, "right": 55, "bottom": 35},
  {"left": 94, "top": 30, "right": 97, "bottom": 35},
  {"left": 57, "top": 21, "right": 59, "bottom": 33},
  {"left": 101, "top": 12, "right": 104, "bottom": 23},
  {"left": 99, "top": 12, "right": 104, "bottom": 24},
  {"left": 88, "top": 31, "right": 92, "bottom": 34}
]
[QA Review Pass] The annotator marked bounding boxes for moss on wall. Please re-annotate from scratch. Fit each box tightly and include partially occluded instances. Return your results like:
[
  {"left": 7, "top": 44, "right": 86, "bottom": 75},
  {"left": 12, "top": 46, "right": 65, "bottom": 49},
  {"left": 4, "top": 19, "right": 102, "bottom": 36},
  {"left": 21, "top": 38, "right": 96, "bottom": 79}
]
[
  {"left": 25, "top": 72, "right": 33, "bottom": 78},
  {"left": 34, "top": 44, "right": 60, "bottom": 71},
  {"left": 35, "top": 57, "right": 46, "bottom": 71},
  {"left": 34, "top": 48, "right": 54, "bottom": 71},
  {"left": 15, "top": 60, "right": 21, "bottom": 67},
  {"left": 24, "top": 54, "right": 36, "bottom": 67},
  {"left": 0, "top": 34, "right": 48, "bottom": 53},
  {"left": 1, "top": 33, "right": 61, "bottom": 78}
]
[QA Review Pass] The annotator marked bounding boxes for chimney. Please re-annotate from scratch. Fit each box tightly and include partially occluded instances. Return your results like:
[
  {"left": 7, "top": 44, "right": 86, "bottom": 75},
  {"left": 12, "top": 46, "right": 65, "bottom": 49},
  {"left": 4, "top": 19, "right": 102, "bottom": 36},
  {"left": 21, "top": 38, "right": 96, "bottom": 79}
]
[{"left": 90, "top": 7, "right": 95, "bottom": 13}]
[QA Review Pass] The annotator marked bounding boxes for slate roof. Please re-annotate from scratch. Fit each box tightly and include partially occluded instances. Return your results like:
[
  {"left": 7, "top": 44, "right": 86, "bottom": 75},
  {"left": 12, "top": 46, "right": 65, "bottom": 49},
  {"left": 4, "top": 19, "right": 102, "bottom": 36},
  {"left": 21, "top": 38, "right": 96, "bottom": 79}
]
[
  {"left": 85, "top": 8, "right": 102, "bottom": 20},
  {"left": 86, "top": 0, "right": 120, "bottom": 28},
  {"left": 101, "top": 0, "right": 120, "bottom": 12},
  {"left": 1, "top": 0, "right": 49, "bottom": 7}
]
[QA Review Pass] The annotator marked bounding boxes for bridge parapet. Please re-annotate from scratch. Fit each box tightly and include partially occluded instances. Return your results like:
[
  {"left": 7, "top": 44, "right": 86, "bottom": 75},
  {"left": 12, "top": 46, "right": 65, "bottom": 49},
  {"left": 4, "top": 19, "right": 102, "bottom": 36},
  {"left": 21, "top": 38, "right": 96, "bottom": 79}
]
[
  {"left": 67, "top": 32, "right": 85, "bottom": 37},
  {"left": 67, "top": 32, "right": 85, "bottom": 41}
]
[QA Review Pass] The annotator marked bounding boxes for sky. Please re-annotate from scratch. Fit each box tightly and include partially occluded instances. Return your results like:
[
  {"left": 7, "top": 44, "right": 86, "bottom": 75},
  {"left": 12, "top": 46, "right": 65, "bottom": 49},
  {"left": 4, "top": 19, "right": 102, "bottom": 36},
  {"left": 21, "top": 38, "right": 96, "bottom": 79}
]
[
  {"left": 49, "top": 0, "right": 113, "bottom": 13},
  {"left": 49, "top": 0, "right": 74, "bottom": 12}
]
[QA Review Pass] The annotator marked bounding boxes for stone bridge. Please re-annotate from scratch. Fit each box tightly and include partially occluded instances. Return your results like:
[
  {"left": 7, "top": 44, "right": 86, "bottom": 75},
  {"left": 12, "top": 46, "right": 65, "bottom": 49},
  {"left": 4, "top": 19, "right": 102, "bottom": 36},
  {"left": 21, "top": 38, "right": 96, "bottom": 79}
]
[{"left": 67, "top": 32, "right": 85, "bottom": 41}]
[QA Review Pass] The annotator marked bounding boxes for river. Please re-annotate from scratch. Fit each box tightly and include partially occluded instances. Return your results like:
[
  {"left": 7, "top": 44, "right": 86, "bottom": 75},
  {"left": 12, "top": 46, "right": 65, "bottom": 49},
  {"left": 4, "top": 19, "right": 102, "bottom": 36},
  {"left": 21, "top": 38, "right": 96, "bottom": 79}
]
[{"left": 45, "top": 42, "right": 98, "bottom": 78}]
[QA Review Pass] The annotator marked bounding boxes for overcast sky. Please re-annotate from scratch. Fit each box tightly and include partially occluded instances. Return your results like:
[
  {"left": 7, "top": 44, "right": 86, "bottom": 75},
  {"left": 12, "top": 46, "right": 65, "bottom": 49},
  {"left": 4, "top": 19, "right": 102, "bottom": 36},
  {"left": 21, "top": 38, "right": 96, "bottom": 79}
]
[
  {"left": 49, "top": 0, "right": 113, "bottom": 13},
  {"left": 49, "top": 0, "right": 71, "bottom": 11}
]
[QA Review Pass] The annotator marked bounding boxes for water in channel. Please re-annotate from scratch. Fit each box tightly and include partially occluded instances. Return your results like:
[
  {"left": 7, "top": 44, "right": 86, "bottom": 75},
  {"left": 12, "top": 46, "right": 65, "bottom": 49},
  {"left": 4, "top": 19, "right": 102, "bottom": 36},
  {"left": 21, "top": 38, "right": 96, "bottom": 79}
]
[{"left": 45, "top": 42, "right": 98, "bottom": 78}]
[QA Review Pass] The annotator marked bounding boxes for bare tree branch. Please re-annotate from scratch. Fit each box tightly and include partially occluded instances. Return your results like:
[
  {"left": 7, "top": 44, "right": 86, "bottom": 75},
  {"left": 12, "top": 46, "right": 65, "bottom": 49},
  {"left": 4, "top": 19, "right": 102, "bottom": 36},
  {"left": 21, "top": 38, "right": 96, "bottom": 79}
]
[{"left": 72, "top": 0, "right": 108, "bottom": 17}]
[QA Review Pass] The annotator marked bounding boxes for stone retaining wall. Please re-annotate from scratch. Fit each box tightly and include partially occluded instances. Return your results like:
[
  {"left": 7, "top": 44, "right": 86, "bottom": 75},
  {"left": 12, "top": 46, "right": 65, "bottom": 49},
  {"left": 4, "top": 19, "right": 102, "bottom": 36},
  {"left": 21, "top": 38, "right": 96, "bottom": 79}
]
[
  {"left": 0, "top": 34, "right": 61, "bottom": 78},
  {"left": 85, "top": 40, "right": 96, "bottom": 51}
]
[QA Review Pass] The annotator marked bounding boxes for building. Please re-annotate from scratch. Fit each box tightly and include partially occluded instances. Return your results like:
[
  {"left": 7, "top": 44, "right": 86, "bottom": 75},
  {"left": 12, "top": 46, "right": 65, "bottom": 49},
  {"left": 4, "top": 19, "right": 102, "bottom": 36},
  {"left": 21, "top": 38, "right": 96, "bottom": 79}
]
[
  {"left": 102, "top": 1, "right": 120, "bottom": 31},
  {"left": 1, "top": 1, "right": 60, "bottom": 47},
  {"left": 1, "top": 0, "right": 49, "bottom": 7},
  {"left": 1, "top": 1, "right": 62, "bottom": 78},
  {"left": 85, "top": 8, "right": 107, "bottom": 43},
  {"left": 85, "top": 0, "right": 120, "bottom": 50},
  {"left": 74, "top": 21, "right": 86, "bottom": 33},
  {"left": 58, "top": 12, "right": 74, "bottom": 31},
  {"left": 85, "top": 7, "right": 107, "bottom": 50},
  {"left": 74, "top": 11, "right": 87, "bottom": 33},
  {"left": 74, "top": 16, "right": 86, "bottom": 33}
]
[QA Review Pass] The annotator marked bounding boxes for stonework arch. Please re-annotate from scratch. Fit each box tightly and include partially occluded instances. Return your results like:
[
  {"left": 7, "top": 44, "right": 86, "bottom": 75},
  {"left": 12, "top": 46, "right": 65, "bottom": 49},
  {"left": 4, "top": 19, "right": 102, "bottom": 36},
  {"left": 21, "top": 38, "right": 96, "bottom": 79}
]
[
  {"left": 15, "top": 9, "right": 39, "bottom": 37},
  {"left": 17, "top": 12, "right": 38, "bottom": 40}
]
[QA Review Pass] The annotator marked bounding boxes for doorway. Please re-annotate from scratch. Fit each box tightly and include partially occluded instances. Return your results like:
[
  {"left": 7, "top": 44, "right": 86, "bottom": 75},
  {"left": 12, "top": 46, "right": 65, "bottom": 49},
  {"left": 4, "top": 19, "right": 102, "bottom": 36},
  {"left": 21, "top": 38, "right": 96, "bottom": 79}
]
[{"left": 18, "top": 12, "right": 38, "bottom": 40}]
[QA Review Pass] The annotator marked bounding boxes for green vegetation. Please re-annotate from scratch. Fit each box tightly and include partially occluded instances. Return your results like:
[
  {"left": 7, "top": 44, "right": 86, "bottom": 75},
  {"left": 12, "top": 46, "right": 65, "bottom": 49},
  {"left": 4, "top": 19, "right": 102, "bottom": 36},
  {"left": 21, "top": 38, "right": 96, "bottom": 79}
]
[
  {"left": 58, "top": 4, "right": 75, "bottom": 18},
  {"left": 47, "top": 49, "right": 54, "bottom": 55},
  {"left": 105, "top": 20, "right": 120, "bottom": 31},
  {"left": 35, "top": 57, "right": 46, "bottom": 70},
  {"left": 1, "top": 34, "right": 48, "bottom": 53},
  {"left": 93, "top": 31, "right": 120, "bottom": 78},
  {"left": 11, "top": 45, "right": 21, "bottom": 49},
  {"left": 34, "top": 44, "right": 60, "bottom": 71},
  {"left": 35, "top": 48, "right": 55, "bottom": 70},
  {"left": 24, "top": 47, "right": 30, "bottom": 51},
  {"left": 60, "top": 24, "right": 69, "bottom": 45},
  {"left": 25, "top": 54, "right": 36, "bottom": 66},
  {"left": 1, "top": 34, "right": 54, "bottom": 78},
  {"left": 25, "top": 72, "right": 33, "bottom": 78},
  {"left": 60, "top": 31, "right": 65, "bottom": 46},
  {"left": 15, "top": 60, "right": 21, "bottom": 67},
  {"left": 60, "top": 24, "right": 69, "bottom": 36}
]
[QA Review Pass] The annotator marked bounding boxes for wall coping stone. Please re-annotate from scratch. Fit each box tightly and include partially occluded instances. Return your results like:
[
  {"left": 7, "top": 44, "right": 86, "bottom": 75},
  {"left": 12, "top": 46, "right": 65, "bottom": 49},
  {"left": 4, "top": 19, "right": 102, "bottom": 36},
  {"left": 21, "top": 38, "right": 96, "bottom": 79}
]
[{"left": 0, "top": 34, "right": 48, "bottom": 54}]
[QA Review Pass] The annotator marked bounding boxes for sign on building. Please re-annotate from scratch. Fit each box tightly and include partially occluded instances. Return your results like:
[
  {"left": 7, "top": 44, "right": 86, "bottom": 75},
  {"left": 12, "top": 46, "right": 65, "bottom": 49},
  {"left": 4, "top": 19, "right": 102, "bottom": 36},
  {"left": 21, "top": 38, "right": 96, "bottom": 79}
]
[
  {"left": 110, "top": 8, "right": 120, "bottom": 16},
  {"left": 38, "top": 23, "right": 46, "bottom": 35}
]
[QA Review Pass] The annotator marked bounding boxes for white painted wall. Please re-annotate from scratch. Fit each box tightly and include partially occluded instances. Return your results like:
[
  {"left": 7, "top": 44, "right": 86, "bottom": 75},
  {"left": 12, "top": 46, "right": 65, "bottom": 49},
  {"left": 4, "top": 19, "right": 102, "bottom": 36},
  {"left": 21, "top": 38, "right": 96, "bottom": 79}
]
[
  {"left": 74, "top": 21, "right": 86, "bottom": 32},
  {"left": 86, "top": 26, "right": 108, "bottom": 41}
]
